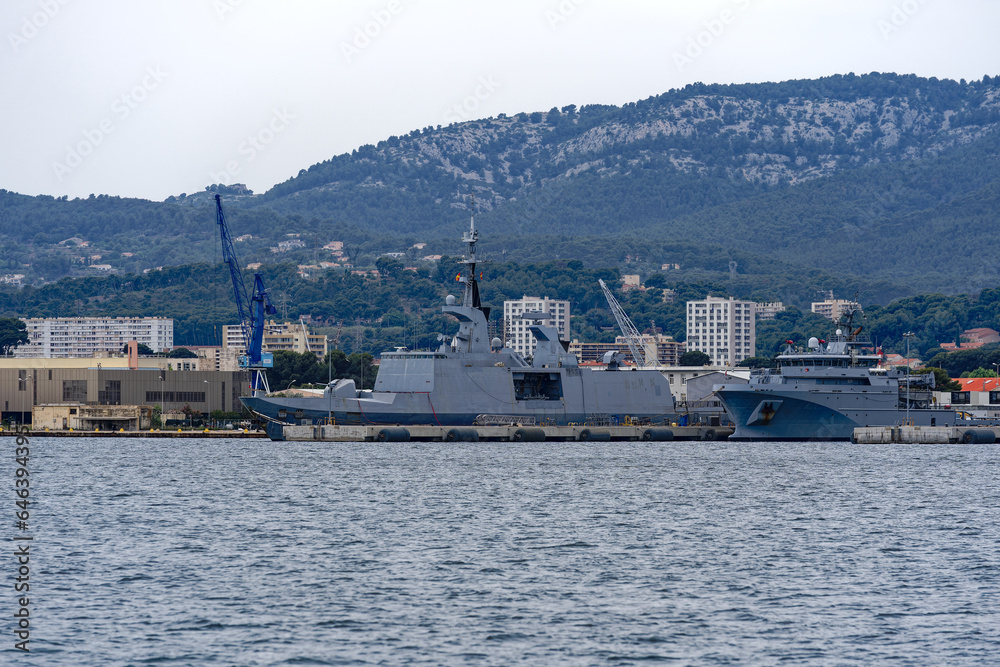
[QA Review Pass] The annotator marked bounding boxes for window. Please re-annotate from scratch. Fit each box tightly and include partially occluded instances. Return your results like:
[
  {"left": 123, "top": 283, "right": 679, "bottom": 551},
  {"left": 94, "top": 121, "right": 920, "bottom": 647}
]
[
  {"left": 951, "top": 392, "right": 971, "bottom": 405},
  {"left": 63, "top": 380, "right": 88, "bottom": 402},
  {"left": 990, "top": 391, "right": 1000, "bottom": 405}
]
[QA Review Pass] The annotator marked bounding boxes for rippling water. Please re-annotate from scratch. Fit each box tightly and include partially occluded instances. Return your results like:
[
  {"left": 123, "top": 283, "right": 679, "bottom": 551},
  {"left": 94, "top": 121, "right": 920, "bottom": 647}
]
[{"left": 17, "top": 437, "right": 1000, "bottom": 664}]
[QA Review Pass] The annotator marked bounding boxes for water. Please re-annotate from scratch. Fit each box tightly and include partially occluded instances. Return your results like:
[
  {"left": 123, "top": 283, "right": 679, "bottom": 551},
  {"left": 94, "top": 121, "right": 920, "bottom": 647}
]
[{"left": 14, "top": 437, "right": 1000, "bottom": 665}]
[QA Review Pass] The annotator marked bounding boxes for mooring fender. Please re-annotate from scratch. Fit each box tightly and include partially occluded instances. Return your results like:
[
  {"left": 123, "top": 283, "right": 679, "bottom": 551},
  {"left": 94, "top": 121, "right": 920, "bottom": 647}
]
[
  {"left": 377, "top": 427, "right": 411, "bottom": 442},
  {"left": 513, "top": 427, "right": 546, "bottom": 442},
  {"left": 642, "top": 428, "right": 674, "bottom": 442},
  {"left": 445, "top": 428, "right": 480, "bottom": 442}
]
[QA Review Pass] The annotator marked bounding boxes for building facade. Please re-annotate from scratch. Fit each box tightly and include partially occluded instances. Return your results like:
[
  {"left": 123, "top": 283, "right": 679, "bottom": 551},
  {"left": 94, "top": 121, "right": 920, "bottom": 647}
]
[
  {"left": 686, "top": 297, "right": 756, "bottom": 366},
  {"left": 811, "top": 299, "right": 861, "bottom": 321},
  {"left": 0, "top": 362, "right": 248, "bottom": 426},
  {"left": 223, "top": 320, "right": 328, "bottom": 361},
  {"left": 569, "top": 334, "right": 683, "bottom": 367},
  {"left": 503, "top": 296, "right": 570, "bottom": 358},
  {"left": 16, "top": 317, "right": 174, "bottom": 358},
  {"left": 755, "top": 302, "right": 785, "bottom": 320}
]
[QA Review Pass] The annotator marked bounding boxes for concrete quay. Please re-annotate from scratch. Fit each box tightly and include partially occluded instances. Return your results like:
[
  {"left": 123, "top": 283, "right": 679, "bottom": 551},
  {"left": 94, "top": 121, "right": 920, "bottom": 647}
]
[
  {"left": 279, "top": 423, "right": 733, "bottom": 443},
  {"left": 852, "top": 426, "right": 999, "bottom": 444}
]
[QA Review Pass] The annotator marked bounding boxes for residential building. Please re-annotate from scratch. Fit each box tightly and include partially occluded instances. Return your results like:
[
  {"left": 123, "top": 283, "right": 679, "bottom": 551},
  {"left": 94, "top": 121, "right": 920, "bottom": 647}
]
[
  {"left": 568, "top": 334, "right": 683, "bottom": 367},
  {"left": 685, "top": 297, "right": 756, "bottom": 366},
  {"left": 15, "top": 317, "right": 174, "bottom": 358},
  {"left": 503, "top": 296, "right": 571, "bottom": 357},
  {"left": 621, "top": 275, "right": 643, "bottom": 291},
  {"left": 755, "top": 302, "right": 785, "bottom": 320},
  {"left": 811, "top": 298, "right": 861, "bottom": 321},
  {"left": 223, "top": 320, "right": 328, "bottom": 361}
]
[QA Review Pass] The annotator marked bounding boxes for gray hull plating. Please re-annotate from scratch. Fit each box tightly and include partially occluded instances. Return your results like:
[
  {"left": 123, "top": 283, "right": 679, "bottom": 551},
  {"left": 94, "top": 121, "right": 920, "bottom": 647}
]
[{"left": 243, "top": 214, "right": 675, "bottom": 430}]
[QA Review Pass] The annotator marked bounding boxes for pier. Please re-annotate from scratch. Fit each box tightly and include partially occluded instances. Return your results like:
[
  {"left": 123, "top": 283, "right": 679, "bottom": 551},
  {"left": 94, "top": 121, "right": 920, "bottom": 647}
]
[
  {"left": 852, "top": 426, "right": 999, "bottom": 444},
  {"left": 278, "top": 423, "right": 732, "bottom": 442}
]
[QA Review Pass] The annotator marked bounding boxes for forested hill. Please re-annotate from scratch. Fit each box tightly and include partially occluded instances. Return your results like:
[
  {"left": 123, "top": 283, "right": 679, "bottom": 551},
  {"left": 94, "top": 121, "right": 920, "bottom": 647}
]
[
  {"left": 2, "top": 72, "right": 999, "bottom": 293},
  {"left": 261, "top": 72, "right": 1000, "bottom": 228}
]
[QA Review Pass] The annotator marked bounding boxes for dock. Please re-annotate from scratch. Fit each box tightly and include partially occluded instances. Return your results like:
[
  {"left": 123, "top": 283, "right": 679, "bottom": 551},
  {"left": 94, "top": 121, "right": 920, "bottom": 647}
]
[
  {"left": 852, "top": 426, "right": 999, "bottom": 444},
  {"left": 17, "top": 429, "right": 267, "bottom": 438},
  {"left": 278, "top": 424, "right": 732, "bottom": 442}
]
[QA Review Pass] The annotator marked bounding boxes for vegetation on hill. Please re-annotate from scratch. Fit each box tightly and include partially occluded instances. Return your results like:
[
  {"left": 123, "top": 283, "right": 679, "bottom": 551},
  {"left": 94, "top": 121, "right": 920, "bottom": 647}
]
[{"left": 1, "top": 73, "right": 998, "bottom": 295}]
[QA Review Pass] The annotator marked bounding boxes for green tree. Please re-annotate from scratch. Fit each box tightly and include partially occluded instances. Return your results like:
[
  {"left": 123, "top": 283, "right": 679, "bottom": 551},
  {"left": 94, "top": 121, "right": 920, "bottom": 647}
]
[
  {"left": 679, "top": 350, "right": 711, "bottom": 366},
  {"left": 0, "top": 318, "right": 29, "bottom": 356},
  {"left": 737, "top": 356, "right": 776, "bottom": 369},
  {"left": 166, "top": 347, "right": 198, "bottom": 358},
  {"left": 960, "top": 367, "right": 998, "bottom": 378}
]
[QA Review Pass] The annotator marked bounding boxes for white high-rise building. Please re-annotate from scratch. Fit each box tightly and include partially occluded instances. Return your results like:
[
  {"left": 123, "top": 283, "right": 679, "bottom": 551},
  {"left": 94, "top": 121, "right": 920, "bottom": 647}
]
[
  {"left": 686, "top": 297, "right": 756, "bottom": 366},
  {"left": 16, "top": 317, "right": 174, "bottom": 358},
  {"left": 503, "top": 296, "right": 570, "bottom": 358}
]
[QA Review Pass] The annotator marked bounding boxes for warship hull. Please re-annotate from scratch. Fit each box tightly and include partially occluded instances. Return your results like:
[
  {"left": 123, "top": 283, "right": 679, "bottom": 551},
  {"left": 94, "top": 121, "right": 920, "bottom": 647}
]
[
  {"left": 716, "top": 386, "right": 956, "bottom": 441},
  {"left": 243, "top": 360, "right": 674, "bottom": 427}
]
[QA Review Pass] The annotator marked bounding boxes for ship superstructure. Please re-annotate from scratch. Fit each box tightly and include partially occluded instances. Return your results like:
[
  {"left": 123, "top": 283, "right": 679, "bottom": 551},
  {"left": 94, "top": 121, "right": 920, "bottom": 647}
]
[
  {"left": 242, "top": 211, "right": 676, "bottom": 434},
  {"left": 715, "top": 325, "right": 954, "bottom": 440}
]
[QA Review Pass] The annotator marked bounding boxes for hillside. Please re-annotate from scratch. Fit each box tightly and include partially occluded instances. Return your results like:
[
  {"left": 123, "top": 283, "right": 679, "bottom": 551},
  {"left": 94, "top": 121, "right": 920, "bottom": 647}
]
[{"left": 2, "top": 72, "right": 999, "bottom": 293}]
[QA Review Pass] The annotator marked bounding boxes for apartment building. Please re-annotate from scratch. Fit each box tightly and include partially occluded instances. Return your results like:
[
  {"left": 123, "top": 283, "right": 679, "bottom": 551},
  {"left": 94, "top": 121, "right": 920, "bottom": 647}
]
[
  {"left": 685, "top": 297, "right": 756, "bottom": 366},
  {"left": 503, "top": 296, "right": 570, "bottom": 357},
  {"left": 223, "top": 320, "right": 328, "bottom": 361},
  {"left": 16, "top": 317, "right": 173, "bottom": 358}
]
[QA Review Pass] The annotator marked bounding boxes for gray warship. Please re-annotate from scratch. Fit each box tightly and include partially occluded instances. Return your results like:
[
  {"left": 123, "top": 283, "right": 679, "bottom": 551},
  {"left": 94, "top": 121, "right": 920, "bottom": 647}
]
[
  {"left": 714, "top": 323, "right": 959, "bottom": 440},
  {"left": 242, "top": 214, "right": 676, "bottom": 435}
]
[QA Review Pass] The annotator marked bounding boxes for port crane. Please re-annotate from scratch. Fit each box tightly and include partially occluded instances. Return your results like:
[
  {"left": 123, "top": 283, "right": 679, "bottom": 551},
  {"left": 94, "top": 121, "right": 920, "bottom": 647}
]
[
  {"left": 215, "top": 194, "right": 276, "bottom": 394},
  {"left": 599, "top": 279, "right": 658, "bottom": 369}
]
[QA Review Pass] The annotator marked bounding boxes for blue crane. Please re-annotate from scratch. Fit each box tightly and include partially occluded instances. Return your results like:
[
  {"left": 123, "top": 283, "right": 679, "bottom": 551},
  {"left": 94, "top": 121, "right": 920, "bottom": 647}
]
[{"left": 215, "top": 194, "right": 276, "bottom": 393}]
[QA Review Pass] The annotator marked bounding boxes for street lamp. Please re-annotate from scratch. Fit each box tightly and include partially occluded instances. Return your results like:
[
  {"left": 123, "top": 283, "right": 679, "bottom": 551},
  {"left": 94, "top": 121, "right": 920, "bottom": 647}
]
[{"left": 903, "top": 332, "right": 915, "bottom": 426}]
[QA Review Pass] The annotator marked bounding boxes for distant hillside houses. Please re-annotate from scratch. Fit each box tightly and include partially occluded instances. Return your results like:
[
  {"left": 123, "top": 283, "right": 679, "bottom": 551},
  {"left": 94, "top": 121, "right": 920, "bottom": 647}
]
[
  {"left": 940, "top": 327, "right": 1000, "bottom": 351},
  {"left": 272, "top": 239, "right": 306, "bottom": 253}
]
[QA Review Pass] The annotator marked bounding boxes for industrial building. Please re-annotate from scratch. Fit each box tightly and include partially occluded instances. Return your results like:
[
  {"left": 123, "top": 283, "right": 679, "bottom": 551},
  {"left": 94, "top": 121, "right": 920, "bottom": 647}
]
[{"left": 0, "top": 356, "right": 248, "bottom": 427}]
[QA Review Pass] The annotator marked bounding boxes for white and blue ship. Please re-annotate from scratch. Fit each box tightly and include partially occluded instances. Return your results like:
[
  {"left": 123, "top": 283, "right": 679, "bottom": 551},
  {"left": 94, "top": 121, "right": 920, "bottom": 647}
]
[{"left": 714, "top": 326, "right": 961, "bottom": 440}]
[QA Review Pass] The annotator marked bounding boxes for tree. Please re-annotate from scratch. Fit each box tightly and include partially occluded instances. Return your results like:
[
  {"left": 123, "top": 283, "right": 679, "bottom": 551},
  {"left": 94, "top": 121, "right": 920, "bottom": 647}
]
[
  {"left": 137, "top": 343, "right": 155, "bottom": 356},
  {"left": 737, "top": 356, "right": 776, "bottom": 369},
  {"left": 167, "top": 347, "right": 198, "bottom": 358},
  {"left": 0, "top": 318, "right": 29, "bottom": 356},
  {"left": 960, "top": 367, "right": 998, "bottom": 378},
  {"left": 679, "top": 350, "right": 711, "bottom": 366}
]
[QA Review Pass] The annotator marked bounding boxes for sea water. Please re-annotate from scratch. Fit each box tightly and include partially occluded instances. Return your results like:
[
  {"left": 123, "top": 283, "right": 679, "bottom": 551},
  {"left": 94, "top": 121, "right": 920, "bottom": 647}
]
[{"left": 12, "top": 437, "right": 1000, "bottom": 664}]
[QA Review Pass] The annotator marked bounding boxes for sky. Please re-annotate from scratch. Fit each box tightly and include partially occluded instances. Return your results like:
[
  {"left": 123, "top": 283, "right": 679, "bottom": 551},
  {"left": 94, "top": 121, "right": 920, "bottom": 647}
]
[{"left": 2, "top": 0, "right": 998, "bottom": 202}]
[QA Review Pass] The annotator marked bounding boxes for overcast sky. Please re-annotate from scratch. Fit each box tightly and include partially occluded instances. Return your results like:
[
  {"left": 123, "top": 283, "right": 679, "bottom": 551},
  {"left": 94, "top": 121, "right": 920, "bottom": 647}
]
[{"left": 2, "top": 0, "right": 997, "bottom": 201}]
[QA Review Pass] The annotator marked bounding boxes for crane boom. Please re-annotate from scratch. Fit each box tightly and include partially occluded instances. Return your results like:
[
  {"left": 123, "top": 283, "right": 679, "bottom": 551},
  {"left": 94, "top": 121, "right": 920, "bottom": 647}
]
[
  {"left": 599, "top": 279, "right": 657, "bottom": 369},
  {"left": 215, "top": 194, "right": 276, "bottom": 392}
]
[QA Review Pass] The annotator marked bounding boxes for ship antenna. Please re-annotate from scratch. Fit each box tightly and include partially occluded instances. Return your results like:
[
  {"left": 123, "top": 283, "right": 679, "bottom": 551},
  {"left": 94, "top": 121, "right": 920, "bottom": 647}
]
[{"left": 460, "top": 194, "right": 481, "bottom": 308}]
